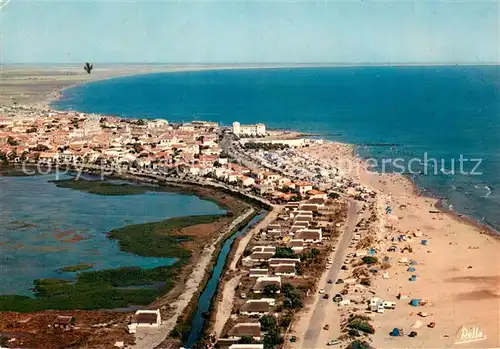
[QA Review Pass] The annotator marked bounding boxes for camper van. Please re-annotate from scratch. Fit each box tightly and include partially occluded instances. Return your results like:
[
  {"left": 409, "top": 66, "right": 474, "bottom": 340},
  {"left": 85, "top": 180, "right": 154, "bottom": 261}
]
[{"left": 383, "top": 301, "right": 396, "bottom": 310}]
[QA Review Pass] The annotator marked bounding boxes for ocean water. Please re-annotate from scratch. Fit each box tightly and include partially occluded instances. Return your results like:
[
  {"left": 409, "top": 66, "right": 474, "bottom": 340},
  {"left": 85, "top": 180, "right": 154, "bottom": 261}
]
[
  {"left": 0, "top": 173, "right": 225, "bottom": 295},
  {"left": 53, "top": 66, "right": 500, "bottom": 230}
]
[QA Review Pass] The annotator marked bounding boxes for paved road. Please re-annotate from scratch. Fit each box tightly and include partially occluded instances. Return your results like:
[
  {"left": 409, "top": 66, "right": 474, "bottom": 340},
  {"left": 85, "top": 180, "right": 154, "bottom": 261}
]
[{"left": 301, "top": 199, "right": 361, "bottom": 349}]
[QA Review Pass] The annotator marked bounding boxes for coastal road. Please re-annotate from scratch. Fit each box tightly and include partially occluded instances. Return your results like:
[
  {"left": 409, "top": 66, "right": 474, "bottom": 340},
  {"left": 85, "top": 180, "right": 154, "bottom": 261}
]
[{"left": 300, "top": 199, "right": 361, "bottom": 349}]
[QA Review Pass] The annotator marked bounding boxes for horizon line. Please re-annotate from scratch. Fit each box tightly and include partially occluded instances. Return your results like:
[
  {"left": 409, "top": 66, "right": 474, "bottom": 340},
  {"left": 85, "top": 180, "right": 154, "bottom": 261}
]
[{"left": 1, "top": 62, "right": 499, "bottom": 67}]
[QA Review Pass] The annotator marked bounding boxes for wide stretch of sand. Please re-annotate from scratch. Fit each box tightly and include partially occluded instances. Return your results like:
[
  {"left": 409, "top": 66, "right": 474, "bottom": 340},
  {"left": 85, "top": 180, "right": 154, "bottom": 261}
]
[{"left": 300, "top": 142, "right": 500, "bottom": 348}]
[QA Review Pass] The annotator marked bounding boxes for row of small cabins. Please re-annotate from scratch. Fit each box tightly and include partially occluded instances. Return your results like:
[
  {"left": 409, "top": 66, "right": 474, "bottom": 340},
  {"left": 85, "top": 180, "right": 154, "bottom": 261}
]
[{"left": 217, "top": 200, "right": 330, "bottom": 348}]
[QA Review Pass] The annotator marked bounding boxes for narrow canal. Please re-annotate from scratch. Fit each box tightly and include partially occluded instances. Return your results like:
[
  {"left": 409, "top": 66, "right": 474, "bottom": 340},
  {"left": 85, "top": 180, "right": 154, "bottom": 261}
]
[{"left": 185, "top": 210, "right": 268, "bottom": 348}]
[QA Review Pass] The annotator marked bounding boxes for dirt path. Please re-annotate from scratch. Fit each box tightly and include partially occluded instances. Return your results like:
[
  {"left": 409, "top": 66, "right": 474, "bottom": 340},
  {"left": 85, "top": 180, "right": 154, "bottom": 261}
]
[{"left": 213, "top": 274, "right": 242, "bottom": 337}]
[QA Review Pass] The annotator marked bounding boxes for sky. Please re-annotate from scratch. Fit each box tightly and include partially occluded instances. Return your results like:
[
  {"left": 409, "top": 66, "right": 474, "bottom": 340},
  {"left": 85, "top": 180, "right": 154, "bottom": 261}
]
[{"left": 0, "top": 0, "right": 498, "bottom": 64}]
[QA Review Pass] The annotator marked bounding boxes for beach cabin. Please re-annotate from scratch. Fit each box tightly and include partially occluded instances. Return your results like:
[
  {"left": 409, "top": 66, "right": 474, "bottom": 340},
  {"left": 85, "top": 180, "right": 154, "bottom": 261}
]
[
  {"left": 397, "top": 293, "right": 410, "bottom": 300},
  {"left": 128, "top": 309, "right": 161, "bottom": 334},
  {"left": 227, "top": 323, "right": 262, "bottom": 341}
]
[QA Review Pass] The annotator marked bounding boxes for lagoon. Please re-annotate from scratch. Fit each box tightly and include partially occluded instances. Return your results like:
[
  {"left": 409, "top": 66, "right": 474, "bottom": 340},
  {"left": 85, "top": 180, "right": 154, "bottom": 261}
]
[{"left": 0, "top": 173, "right": 225, "bottom": 296}]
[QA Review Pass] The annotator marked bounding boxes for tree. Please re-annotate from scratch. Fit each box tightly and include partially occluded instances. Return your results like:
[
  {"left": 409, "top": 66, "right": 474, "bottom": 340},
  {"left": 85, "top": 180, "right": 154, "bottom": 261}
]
[
  {"left": 238, "top": 336, "right": 255, "bottom": 344},
  {"left": 263, "top": 327, "right": 283, "bottom": 349},
  {"left": 260, "top": 315, "right": 277, "bottom": 331},
  {"left": 136, "top": 119, "right": 146, "bottom": 126},
  {"left": 273, "top": 247, "right": 296, "bottom": 258},
  {"left": 7, "top": 137, "right": 18, "bottom": 146},
  {"left": 263, "top": 284, "right": 280, "bottom": 297},
  {"left": 346, "top": 340, "right": 373, "bottom": 349},
  {"left": 328, "top": 192, "right": 340, "bottom": 199},
  {"left": 362, "top": 256, "right": 378, "bottom": 265}
]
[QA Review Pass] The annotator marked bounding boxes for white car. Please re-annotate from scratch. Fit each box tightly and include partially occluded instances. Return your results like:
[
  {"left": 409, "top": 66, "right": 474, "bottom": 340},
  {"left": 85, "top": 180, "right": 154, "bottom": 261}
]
[
  {"left": 325, "top": 264, "right": 331, "bottom": 269},
  {"left": 319, "top": 289, "right": 325, "bottom": 294}
]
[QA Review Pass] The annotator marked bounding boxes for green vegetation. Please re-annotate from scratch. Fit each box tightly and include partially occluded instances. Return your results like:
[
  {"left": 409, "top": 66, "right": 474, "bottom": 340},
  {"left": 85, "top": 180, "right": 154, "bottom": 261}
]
[
  {"left": 58, "top": 263, "right": 94, "bottom": 272},
  {"left": 260, "top": 315, "right": 278, "bottom": 331},
  {"left": 282, "top": 283, "right": 304, "bottom": 309},
  {"left": 273, "top": 247, "right": 297, "bottom": 259},
  {"left": 328, "top": 192, "right": 340, "bottom": 199},
  {"left": 346, "top": 340, "right": 373, "bottom": 349},
  {"left": 0, "top": 266, "right": 175, "bottom": 312},
  {"left": 0, "top": 214, "right": 224, "bottom": 312},
  {"left": 108, "top": 215, "right": 222, "bottom": 258},
  {"left": 361, "top": 256, "right": 378, "bottom": 265},
  {"left": 263, "top": 326, "right": 284, "bottom": 349},
  {"left": 238, "top": 336, "right": 256, "bottom": 344},
  {"left": 263, "top": 284, "right": 280, "bottom": 297},
  {"left": 50, "top": 179, "right": 151, "bottom": 196},
  {"left": 347, "top": 316, "right": 375, "bottom": 334}
]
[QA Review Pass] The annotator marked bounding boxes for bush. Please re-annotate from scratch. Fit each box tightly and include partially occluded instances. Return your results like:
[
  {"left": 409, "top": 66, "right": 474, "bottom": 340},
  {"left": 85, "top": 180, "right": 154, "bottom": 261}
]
[
  {"left": 273, "top": 247, "right": 296, "bottom": 258},
  {"left": 263, "top": 327, "right": 283, "bottom": 349},
  {"left": 349, "top": 329, "right": 361, "bottom": 337},
  {"left": 239, "top": 336, "right": 255, "bottom": 344},
  {"left": 260, "top": 315, "right": 277, "bottom": 331},
  {"left": 263, "top": 284, "right": 280, "bottom": 297},
  {"left": 346, "top": 340, "right": 373, "bottom": 349},
  {"left": 361, "top": 256, "right": 378, "bottom": 265},
  {"left": 348, "top": 318, "right": 375, "bottom": 334},
  {"left": 360, "top": 278, "right": 371, "bottom": 286}
]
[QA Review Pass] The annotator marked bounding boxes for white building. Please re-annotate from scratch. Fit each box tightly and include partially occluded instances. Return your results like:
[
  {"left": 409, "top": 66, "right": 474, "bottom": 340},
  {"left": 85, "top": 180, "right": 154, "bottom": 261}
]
[
  {"left": 232, "top": 121, "right": 266, "bottom": 137},
  {"left": 127, "top": 309, "right": 161, "bottom": 333}
]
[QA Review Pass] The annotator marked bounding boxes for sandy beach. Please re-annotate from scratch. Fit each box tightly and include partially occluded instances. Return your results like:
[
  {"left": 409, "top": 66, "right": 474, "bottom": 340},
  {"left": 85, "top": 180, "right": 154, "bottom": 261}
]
[{"left": 296, "top": 142, "right": 500, "bottom": 348}]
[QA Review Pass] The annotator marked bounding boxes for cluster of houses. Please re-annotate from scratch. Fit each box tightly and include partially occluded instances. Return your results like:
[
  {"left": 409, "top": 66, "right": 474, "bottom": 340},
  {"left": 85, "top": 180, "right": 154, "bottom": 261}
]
[
  {"left": 216, "top": 198, "right": 345, "bottom": 349},
  {"left": 232, "top": 139, "right": 377, "bottom": 202},
  {"left": 0, "top": 106, "right": 226, "bottom": 174}
]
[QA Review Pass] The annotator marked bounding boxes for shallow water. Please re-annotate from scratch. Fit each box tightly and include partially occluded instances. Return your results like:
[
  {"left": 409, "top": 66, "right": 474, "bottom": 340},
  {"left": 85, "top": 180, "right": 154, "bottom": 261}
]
[
  {"left": 53, "top": 66, "right": 500, "bottom": 230},
  {"left": 0, "top": 173, "right": 225, "bottom": 295}
]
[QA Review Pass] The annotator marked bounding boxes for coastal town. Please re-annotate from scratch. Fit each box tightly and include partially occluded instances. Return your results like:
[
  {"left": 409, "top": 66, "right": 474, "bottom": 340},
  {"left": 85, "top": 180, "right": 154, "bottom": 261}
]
[{"left": 0, "top": 103, "right": 499, "bottom": 349}]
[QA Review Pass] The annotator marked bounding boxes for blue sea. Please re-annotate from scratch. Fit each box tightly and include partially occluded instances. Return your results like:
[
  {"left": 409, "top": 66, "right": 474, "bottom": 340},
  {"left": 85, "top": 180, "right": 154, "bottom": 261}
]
[
  {"left": 53, "top": 66, "right": 500, "bottom": 231},
  {"left": 0, "top": 173, "right": 225, "bottom": 295}
]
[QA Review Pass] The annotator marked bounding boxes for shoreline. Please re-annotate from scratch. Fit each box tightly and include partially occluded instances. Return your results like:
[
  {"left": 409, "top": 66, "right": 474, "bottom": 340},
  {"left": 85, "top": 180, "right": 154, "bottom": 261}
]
[
  {"left": 41, "top": 64, "right": 499, "bottom": 236},
  {"left": 349, "top": 144, "right": 500, "bottom": 237},
  {"left": 294, "top": 141, "right": 500, "bottom": 349}
]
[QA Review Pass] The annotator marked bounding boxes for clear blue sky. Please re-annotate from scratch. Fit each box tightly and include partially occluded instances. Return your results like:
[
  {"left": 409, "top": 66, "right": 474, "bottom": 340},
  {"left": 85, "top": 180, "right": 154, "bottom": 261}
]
[{"left": 0, "top": 0, "right": 498, "bottom": 64}]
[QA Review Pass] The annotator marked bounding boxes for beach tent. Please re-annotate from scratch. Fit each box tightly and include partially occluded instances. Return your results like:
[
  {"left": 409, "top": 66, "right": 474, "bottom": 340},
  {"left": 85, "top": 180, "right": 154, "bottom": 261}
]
[
  {"left": 368, "top": 248, "right": 377, "bottom": 255},
  {"left": 390, "top": 328, "right": 401, "bottom": 337},
  {"left": 409, "top": 275, "right": 418, "bottom": 281},
  {"left": 410, "top": 260, "right": 418, "bottom": 265},
  {"left": 421, "top": 240, "right": 428, "bottom": 246},
  {"left": 407, "top": 267, "right": 416, "bottom": 272},
  {"left": 410, "top": 299, "right": 421, "bottom": 307}
]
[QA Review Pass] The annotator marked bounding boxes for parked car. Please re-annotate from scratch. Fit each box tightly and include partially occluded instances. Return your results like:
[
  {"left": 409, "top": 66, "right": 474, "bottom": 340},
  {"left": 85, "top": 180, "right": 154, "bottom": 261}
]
[
  {"left": 323, "top": 294, "right": 329, "bottom": 300},
  {"left": 327, "top": 339, "right": 341, "bottom": 346},
  {"left": 290, "top": 336, "right": 297, "bottom": 342},
  {"left": 336, "top": 279, "right": 344, "bottom": 284},
  {"left": 341, "top": 265, "right": 348, "bottom": 270},
  {"left": 323, "top": 324, "right": 330, "bottom": 330},
  {"left": 327, "top": 279, "right": 333, "bottom": 284}
]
